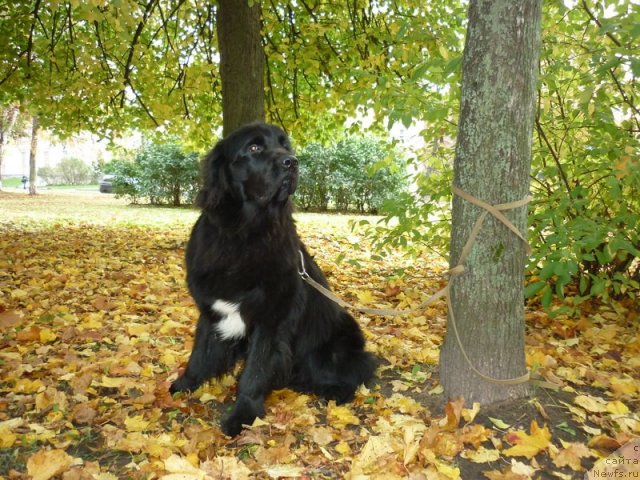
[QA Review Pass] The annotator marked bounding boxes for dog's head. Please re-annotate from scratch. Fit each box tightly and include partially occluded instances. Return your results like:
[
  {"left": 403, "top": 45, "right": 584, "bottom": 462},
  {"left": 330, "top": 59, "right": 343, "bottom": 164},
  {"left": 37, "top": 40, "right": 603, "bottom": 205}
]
[{"left": 198, "top": 123, "right": 298, "bottom": 212}]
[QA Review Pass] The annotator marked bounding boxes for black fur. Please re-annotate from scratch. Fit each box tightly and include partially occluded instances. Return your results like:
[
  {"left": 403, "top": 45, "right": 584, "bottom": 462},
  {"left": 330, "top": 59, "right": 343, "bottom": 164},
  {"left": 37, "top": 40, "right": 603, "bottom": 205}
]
[{"left": 170, "top": 123, "right": 376, "bottom": 436}]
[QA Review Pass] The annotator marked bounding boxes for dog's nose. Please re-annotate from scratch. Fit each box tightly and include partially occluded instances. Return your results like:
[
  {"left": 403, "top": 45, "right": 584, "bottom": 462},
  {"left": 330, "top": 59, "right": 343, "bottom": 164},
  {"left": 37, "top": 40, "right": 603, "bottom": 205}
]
[{"left": 282, "top": 156, "right": 298, "bottom": 169}]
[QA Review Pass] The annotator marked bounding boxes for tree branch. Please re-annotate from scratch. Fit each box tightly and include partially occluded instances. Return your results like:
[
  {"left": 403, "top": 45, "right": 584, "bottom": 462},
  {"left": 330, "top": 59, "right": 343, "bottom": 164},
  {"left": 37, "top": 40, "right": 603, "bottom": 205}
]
[
  {"left": 535, "top": 118, "right": 573, "bottom": 196},
  {"left": 121, "top": 0, "right": 158, "bottom": 108}
]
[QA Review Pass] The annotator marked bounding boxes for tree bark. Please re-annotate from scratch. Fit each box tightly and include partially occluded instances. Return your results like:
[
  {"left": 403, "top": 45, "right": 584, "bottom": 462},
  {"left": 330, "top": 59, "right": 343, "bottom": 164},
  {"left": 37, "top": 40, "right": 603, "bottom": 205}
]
[
  {"left": 439, "top": 0, "right": 542, "bottom": 404},
  {"left": 29, "top": 116, "right": 39, "bottom": 196},
  {"left": 216, "top": 0, "right": 265, "bottom": 137}
]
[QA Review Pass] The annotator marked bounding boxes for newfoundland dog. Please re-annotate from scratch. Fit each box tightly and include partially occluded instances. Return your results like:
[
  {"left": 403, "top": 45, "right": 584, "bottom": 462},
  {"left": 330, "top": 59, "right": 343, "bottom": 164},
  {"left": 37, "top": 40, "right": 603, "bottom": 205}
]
[{"left": 170, "top": 122, "right": 376, "bottom": 436}]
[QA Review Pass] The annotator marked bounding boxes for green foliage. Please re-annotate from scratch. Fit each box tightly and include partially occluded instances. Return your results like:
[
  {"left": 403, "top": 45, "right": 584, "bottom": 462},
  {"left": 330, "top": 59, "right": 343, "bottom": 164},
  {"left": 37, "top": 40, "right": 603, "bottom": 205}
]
[
  {"left": 359, "top": 1, "right": 640, "bottom": 312},
  {"left": 108, "top": 142, "right": 200, "bottom": 207},
  {"left": 0, "top": 1, "right": 466, "bottom": 145},
  {"left": 295, "top": 137, "right": 407, "bottom": 213},
  {"left": 37, "top": 157, "right": 96, "bottom": 185},
  {"left": 527, "top": 0, "right": 640, "bottom": 313}
]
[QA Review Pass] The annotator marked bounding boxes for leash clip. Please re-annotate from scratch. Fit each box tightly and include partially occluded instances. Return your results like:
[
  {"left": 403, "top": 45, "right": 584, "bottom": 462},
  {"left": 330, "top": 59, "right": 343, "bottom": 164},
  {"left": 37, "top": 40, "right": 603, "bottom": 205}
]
[{"left": 298, "top": 250, "right": 310, "bottom": 280}]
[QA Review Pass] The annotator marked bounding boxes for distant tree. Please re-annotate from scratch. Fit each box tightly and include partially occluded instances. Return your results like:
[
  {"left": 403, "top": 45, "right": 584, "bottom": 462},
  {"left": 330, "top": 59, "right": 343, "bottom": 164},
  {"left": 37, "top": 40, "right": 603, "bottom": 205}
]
[
  {"left": 56, "top": 157, "right": 94, "bottom": 185},
  {"left": 439, "top": 0, "right": 542, "bottom": 404},
  {"left": 296, "top": 143, "right": 331, "bottom": 211},
  {"left": 0, "top": 105, "right": 19, "bottom": 190},
  {"left": 110, "top": 142, "right": 200, "bottom": 207},
  {"left": 29, "top": 117, "right": 39, "bottom": 196},
  {"left": 296, "top": 137, "right": 406, "bottom": 213}
]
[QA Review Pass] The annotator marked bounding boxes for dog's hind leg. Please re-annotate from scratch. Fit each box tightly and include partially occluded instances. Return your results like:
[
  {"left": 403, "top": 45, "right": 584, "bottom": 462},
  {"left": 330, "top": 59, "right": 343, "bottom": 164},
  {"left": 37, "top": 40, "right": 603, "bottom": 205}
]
[
  {"left": 292, "top": 321, "right": 377, "bottom": 404},
  {"left": 170, "top": 313, "right": 244, "bottom": 394}
]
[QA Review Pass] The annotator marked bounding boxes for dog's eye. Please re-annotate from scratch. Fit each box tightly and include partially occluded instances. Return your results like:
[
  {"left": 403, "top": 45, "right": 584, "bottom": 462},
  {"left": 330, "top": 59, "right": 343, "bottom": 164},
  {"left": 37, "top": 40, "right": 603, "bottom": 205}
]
[{"left": 248, "top": 144, "right": 262, "bottom": 154}]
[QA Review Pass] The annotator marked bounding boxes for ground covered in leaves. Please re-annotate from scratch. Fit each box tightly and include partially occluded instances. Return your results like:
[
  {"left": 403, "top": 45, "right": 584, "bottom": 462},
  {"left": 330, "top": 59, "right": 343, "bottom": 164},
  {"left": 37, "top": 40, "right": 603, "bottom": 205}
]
[{"left": 0, "top": 191, "right": 639, "bottom": 479}]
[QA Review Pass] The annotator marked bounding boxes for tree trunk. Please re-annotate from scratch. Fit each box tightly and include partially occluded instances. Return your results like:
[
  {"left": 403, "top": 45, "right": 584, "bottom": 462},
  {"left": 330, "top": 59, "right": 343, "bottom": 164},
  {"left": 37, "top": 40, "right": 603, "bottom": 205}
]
[
  {"left": 29, "top": 116, "right": 39, "bottom": 196},
  {"left": 439, "top": 0, "right": 542, "bottom": 404},
  {"left": 216, "top": 0, "right": 265, "bottom": 137}
]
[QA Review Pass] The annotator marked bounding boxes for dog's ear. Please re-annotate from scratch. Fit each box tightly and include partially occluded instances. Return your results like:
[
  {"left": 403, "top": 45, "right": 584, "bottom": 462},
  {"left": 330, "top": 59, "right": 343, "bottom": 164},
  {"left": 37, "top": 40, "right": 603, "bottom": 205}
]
[{"left": 196, "top": 143, "right": 229, "bottom": 210}]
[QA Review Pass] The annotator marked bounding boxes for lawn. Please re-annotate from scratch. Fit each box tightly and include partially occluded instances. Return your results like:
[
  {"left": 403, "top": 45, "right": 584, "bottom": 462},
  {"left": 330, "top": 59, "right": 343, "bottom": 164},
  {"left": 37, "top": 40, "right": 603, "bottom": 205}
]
[{"left": 0, "top": 191, "right": 638, "bottom": 479}]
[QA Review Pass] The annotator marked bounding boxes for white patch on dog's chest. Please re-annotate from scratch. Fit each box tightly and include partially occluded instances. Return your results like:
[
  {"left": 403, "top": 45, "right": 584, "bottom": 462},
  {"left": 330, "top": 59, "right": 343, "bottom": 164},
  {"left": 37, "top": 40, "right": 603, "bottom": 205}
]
[{"left": 212, "top": 300, "right": 246, "bottom": 340}]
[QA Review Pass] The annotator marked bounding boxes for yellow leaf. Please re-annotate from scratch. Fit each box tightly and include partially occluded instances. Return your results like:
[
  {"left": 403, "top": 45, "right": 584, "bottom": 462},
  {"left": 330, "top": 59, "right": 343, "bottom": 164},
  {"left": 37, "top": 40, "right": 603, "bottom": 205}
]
[
  {"left": 350, "top": 435, "right": 396, "bottom": 475},
  {"left": 125, "top": 415, "right": 150, "bottom": 432},
  {"left": 250, "top": 417, "right": 269, "bottom": 428},
  {"left": 264, "top": 465, "right": 304, "bottom": 479},
  {"left": 326, "top": 401, "right": 360, "bottom": 429},
  {"left": 11, "top": 289, "right": 28, "bottom": 300},
  {"left": 461, "top": 446, "right": 500, "bottom": 463},
  {"left": 609, "top": 377, "right": 637, "bottom": 396},
  {"left": 13, "top": 378, "right": 45, "bottom": 393},
  {"left": 434, "top": 459, "right": 461, "bottom": 479},
  {"left": 0, "top": 427, "right": 17, "bottom": 447},
  {"left": 127, "top": 323, "right": 150, "bottom": 336},
  {"left": 462, "top": 402, "right": 481, "bottom": 422},
  {"left": 200, "top": 457, "right": 251, "bottom": 480},
  {"left": 335, "top": 441, "right": 352, "bottom": 455},
  {"left": 82, "top": 313, "right": 103, "bottom": 329},
  {"left": 355, "top": 290, "right": 376, "bottom": 304},
  {"left": 606, "top": 400, "right": 629, "bottom": 415},
  {"left": 26, "top": 449, "right": 73, "bottom": 480},
  {"left": 503, "top": 421, "right": 551, "bottom": 459},
  {"left": 161, "top": 352, "right": 177, "bottom": 367},
  {"left": 39, "top": 328, "right": 57, "bottom": 343},
  {"left": 163, "top": 454, "right": 202, "bottom": 475},
  {"left": 575, "top": 394, "right": 608, "bottom": 413}
]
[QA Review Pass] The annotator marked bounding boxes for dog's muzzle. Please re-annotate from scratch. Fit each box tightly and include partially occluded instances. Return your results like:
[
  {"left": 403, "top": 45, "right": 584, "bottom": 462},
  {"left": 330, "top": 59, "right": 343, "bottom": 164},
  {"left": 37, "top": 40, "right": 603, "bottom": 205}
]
[{"left": 281, "top": 155, "right": 298, "bottom": 170}]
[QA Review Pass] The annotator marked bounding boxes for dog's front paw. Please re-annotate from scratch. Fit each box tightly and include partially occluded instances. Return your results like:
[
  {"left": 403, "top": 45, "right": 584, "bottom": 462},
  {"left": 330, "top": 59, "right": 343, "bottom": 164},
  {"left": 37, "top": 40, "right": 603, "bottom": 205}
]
[
  {"left": 221, "top": 398, "right": 264, "bottom": 437},
  {"left": 323, "top": 385, "right": 356, "bottom": 404},
  {"left": 169, "top": 375, "right": 200, "bottom": 394},
  {"left": 221, "top": 409, "right": 257, "bottom": 437}
]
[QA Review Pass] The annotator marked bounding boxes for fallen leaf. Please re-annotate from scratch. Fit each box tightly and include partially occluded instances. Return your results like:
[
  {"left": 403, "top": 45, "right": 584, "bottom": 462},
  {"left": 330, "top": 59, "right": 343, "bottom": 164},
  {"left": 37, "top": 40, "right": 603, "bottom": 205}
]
[
  {"left": 326, "top": 401, "right": 360, "bottom": 429},
  {"left": 201, "top": 457, "right": 252, "bottom": 480},
  {"left": 27, "top": 449, "right": 74, "bottom": 480},
  {"left": 574, "top": 394, "right": 607, "bottom": 413},
  {"left": 489, "top": 417, "right": 511, "bottom": 429},
  {"left": 552, "top": 441, "right": 592, "bottom": 471},
  {"left": 0, "top": 310, "right": 22, "bottom": 328},
  {"left": 503, "top": 421, "right": 551, "bottom": 459},
  {"left": 125, "top": 415, "right": 150, "bottom": 432}
]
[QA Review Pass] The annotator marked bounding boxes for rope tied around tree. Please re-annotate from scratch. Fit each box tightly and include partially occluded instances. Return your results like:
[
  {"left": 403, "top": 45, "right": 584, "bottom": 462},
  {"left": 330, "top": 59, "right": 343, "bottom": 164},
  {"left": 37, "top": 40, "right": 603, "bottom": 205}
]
[{"left": 299, "top": 185, "right": 532, "bottom": 385}]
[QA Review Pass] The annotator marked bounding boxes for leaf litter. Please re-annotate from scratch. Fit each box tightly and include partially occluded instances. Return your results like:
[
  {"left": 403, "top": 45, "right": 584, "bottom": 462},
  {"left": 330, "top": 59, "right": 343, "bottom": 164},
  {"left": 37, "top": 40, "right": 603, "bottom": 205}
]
[{"left": 0, "top": 192, "right": 639, "bottom": 479}]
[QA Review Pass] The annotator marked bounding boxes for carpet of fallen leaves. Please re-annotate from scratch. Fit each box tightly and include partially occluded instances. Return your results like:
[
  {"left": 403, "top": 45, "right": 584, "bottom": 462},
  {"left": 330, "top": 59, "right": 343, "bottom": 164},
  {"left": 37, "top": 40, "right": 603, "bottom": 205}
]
[{"left": 0, "top": 190, "right": 639, "bottom": 480}]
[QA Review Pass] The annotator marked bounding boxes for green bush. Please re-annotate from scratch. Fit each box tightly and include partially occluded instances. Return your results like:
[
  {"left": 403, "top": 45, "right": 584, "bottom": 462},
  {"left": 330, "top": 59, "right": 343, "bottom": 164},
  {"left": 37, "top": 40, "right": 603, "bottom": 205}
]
[
  {"left": 38, "top": 157, "right": 96, "bottom": 185},
  {"left": 107, "top": 141, "right": 200, "bottom": 206},
  {"left": 295, "top": 137, "right": 407, "bottom": 213}
]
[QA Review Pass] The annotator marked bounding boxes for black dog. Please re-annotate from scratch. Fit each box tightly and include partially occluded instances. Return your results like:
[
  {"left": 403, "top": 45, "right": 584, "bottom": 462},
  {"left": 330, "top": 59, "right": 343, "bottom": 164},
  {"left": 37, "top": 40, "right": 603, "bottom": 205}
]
[{"left": 170, "top": 122, "right": 376, "bottom": 436}]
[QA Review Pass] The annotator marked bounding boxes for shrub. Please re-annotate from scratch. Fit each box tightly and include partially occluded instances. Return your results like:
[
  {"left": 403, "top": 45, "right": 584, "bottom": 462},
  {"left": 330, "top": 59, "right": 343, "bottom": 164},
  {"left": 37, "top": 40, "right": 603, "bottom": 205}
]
[
  {"left": 38, "top": 157, "right": 96, "bottom": 185},
  {"left": 57, "top": 157, "right": 95, "bottom": 185},
  {"left": 295, "top": 137, "right": 407, "bottom": 213},
  {"left": 106, "top": 141, "right": 200, "bottom": 206}
]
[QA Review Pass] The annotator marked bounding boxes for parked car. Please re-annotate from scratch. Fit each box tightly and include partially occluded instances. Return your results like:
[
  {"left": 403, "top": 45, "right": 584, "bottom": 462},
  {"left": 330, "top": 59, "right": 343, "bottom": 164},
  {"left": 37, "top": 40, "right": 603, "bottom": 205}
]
[{"left": 99, "top": 175, "right": 114, "bottom": 193}]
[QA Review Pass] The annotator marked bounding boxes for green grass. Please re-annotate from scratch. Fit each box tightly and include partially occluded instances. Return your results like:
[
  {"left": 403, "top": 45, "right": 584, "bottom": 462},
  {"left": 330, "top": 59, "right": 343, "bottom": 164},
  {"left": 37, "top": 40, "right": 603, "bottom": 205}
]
[
  {"left": 0, "top": 190, "right": 200, "bottom": 228},
  {"left": 1, "top": 179, "right": 99, "bottom": 190},
  {"left": 0, "top": 190, "right": 376, "bottom": 230},
  {"left": 48, "top": 184, "right": 99, "bottom": 190},
  {"left": 1, "top": 177, "right": 24, "bottom": 188}
]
